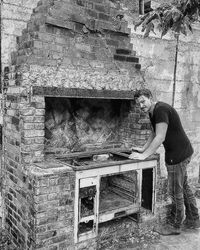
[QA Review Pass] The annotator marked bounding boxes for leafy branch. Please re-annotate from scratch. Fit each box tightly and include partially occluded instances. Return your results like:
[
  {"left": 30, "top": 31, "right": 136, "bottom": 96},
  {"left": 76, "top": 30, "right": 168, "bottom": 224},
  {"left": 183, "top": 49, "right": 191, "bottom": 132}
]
[
  {"left": 134, "top": 0, "right": 200, "bottom": 38},
  {"left": 134, "top": 0, "right": 200, "bottom": 107}
]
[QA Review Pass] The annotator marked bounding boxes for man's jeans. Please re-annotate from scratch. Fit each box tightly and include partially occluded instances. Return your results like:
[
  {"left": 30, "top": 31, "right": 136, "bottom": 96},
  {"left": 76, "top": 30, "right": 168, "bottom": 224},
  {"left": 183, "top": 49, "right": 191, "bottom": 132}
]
[{"left": 166, "top": 157, "right": 199, "bottom": 228}]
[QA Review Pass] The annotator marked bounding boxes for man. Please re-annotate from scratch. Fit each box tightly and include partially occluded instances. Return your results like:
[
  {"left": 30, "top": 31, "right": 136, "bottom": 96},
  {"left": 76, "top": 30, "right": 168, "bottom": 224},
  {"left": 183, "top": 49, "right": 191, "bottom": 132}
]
[{"left": 129, "top": 89, "right": 200, "bottom": 235}]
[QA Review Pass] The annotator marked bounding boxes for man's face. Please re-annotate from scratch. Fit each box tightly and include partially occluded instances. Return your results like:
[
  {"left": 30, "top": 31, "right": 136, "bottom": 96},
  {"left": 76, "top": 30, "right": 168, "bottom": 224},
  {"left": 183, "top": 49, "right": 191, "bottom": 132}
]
[{"left": 137, "top": 95, "right": 152, "bottom": 113}]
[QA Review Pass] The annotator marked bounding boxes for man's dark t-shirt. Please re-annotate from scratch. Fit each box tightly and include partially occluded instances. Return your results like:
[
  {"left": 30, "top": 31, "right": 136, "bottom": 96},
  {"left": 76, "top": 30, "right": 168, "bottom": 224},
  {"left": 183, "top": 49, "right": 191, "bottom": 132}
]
[{"left": 149, "top": 102, "right": 193, "bottom": 165}]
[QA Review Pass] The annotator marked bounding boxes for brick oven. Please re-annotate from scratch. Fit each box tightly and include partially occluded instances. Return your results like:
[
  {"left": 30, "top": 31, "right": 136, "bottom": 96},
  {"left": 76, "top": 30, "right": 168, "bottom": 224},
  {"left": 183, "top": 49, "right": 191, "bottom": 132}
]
[{"left": 2, "top": 0, "right": 166, "bottom": 249}]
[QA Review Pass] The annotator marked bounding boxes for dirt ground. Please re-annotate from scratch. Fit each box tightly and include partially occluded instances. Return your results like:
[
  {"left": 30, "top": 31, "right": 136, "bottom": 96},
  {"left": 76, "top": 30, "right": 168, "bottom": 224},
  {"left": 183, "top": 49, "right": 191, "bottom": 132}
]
[{"left": 123, "top": 196, "right": 200, "bottom": 250}]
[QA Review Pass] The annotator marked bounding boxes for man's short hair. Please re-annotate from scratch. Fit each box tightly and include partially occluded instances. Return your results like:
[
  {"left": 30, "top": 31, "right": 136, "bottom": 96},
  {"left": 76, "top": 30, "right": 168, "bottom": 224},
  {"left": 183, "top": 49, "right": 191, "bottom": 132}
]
[{"left": 134, "top": 89, "right": 153, "bottom": 99}]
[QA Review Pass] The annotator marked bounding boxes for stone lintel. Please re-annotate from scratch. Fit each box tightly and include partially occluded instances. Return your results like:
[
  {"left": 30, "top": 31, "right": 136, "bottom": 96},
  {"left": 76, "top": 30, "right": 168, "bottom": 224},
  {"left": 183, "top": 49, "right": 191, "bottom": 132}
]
[{"left": 32, "top": 86, "right": 135, "bottom": 100}]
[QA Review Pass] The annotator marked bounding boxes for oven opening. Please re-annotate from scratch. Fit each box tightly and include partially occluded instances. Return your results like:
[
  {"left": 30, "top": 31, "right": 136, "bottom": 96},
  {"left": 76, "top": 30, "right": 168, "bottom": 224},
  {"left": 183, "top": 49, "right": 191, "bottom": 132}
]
[
  {"left": 78, "top": 185, "right": 97, "bottom": 237},
  {"left": 79, "top": 185, "right": 96, "bottom": 218},
  {"left": 81, "top": 197, "right": 94, "bottom": 217},
  {"left": 99, "top": 171, "right": 139, "bottom": 221},
  {"left": 78, "top": 220, "right": 94, "bottom": 234},
  {"left": 142, "top": 168, "right": 153, "bottom": 211}
]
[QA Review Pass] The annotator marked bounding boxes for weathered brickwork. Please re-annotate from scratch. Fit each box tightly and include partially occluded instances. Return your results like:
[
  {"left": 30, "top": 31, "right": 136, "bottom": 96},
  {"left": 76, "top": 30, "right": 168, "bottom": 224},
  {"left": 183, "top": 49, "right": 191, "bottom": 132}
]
[
  {"left": 6, "top": 0, "right": 142, "bottom": 91},
  {"left": 3, "top": 92, "right": 46, "bottom": 248},
  {"left": 32, "top": 165, "right": 75, "bottom": 249},
  {"left": 4, "top": 161, "right": 76, "bottom": 249},
  {"left": 2, "top": 0, "right": 148, "bottom": 161},
  {"left": 2, "top": 0, "right": 147, "bottom": 162},
  {"left": 1, "top": 1, "right": 152, "bottom": 249},
  {"left": 4, "top": 169, "right": 35, "bottom": 248},
  {"left": 3, "top": 0, "right": 148, "bottom": 159},
  {"left": 120, "top": 103, "right": 151, "bottom": 147}
]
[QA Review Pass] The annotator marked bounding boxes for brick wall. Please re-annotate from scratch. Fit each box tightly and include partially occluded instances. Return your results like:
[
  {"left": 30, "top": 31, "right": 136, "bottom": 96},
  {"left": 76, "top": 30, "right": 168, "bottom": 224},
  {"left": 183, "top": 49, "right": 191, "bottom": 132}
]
[
  {"left": 2, "top": 0, "right": 200, "bottom": 249},
  {"left": 3, "top": 93, "right": 45, "bottom": 248},
  {"left": 3, "top": 0, "right": 148, "bottom": 163},
  {"left": 120, "top": 102, "right": 151, "bottom": 147},
  {"left": 1, "top": 0, "right": 40, "bottom": 228},
  {"left": 33, "top": 165, "right": 75, "bottom": 249},
  {"left": 6, "top": 0, "right": 142, "bottom": 90},
  {"left": 4, "top": 169, "right": 35, "bottom": 248},
  {"left": 4, "top": 159, "right": 76, "bottom": 249},
  {"left": 1, "top": 1, "right": 151, "bottom": 249}
]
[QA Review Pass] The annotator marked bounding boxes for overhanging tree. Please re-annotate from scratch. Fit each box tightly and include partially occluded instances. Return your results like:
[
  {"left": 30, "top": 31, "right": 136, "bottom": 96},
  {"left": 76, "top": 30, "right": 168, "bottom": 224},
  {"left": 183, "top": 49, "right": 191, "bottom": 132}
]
[{"left": 134, "top": 0, "right": 200, "bottom": 106}]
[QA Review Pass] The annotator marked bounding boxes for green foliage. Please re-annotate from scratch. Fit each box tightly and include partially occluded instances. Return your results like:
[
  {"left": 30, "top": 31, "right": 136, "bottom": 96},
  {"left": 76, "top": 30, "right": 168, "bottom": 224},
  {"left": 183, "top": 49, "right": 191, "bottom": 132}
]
[{"left": 134, "top": 0, "right": 200, "bottom": 37}]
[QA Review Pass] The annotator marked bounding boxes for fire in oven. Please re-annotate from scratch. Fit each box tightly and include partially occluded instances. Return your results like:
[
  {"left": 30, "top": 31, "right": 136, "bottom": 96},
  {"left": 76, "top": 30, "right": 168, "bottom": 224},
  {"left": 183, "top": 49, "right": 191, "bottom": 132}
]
[{"left": 56, "top": 150, "right": 157, "bottom": 243}]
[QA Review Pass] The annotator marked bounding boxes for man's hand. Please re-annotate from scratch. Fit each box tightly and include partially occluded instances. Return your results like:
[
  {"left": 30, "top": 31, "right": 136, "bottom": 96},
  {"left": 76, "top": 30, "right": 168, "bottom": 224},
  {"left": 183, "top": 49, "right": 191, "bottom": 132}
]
[
  {"left": 131, "top": 146, "right": 144, "bottom": 153},
  {"left": 129, "top": 152, "right": 146, "bottom": 160}
]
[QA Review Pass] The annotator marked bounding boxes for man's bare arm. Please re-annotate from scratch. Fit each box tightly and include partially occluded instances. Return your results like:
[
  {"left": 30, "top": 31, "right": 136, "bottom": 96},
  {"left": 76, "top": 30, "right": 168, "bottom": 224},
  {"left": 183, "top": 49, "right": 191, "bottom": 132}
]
[
  {"left": 132, "top": 131, "right": 155, "bottom": 153},
  {"left": 143, "top": 131, "right": 155, "bottom": 151},
  {"left": 129, "top": 122, "right": 167, "bottom": 160},
  {"left": 143, "top": 122, "right": 167, "bottom": 158}
]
